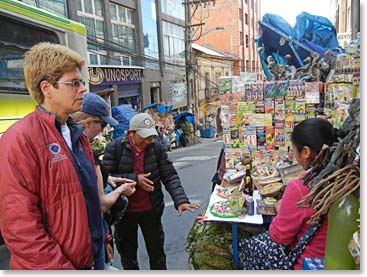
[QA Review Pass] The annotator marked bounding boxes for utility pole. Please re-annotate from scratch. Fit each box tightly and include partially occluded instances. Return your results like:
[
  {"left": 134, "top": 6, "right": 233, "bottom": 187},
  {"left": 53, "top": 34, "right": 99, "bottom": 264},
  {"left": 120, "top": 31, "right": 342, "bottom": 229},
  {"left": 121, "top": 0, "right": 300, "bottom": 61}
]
[{"left": 184, "top": 0, "right": 192, "bottom": 112}]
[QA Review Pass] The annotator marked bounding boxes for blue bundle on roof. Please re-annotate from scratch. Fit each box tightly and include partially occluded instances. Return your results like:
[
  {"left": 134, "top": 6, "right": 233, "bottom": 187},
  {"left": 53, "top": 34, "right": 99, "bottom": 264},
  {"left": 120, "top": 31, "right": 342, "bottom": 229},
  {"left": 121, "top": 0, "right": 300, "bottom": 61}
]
[{"left": 112, "top": 104, "right": 137, "bottom": 139}]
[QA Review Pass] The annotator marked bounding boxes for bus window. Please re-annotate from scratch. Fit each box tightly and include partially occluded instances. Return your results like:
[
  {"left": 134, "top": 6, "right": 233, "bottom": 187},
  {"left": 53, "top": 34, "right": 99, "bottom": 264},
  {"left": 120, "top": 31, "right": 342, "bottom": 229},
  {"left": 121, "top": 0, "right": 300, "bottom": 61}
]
[{"left": 0, "top": 16, "right": 59, "bottom": 94}]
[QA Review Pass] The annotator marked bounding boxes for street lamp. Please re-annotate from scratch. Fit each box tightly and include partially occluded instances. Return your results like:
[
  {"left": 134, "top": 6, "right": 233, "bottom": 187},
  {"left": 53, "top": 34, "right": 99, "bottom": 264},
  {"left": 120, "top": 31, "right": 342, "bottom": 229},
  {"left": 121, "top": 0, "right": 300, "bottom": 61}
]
[{"left": 191, "top": 25, "right": 225, "bottom": 42}]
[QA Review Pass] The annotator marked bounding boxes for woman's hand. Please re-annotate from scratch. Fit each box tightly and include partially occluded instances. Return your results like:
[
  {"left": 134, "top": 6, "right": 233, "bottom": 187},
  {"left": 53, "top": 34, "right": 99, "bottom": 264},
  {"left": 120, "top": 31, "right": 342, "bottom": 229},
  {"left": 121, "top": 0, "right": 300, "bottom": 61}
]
[
  {"left": 105, "top": 243, "right": 114, "bottom": 264},
  {"left": 108, "top": 176, "right": 135, "bottom": 188},
  {"left": 275, "top": 200, "right": 282, "bottom": 213},
  {"left": 115, "top": 182, "right": 136, "bottom": 196}
]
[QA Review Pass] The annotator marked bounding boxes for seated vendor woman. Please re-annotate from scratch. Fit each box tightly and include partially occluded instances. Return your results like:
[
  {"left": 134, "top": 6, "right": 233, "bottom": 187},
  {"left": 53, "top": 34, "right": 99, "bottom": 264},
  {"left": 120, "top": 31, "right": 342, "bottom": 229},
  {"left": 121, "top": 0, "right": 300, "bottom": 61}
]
[{"left": 269, "top": 118, "right": 342, "bottom": 269}]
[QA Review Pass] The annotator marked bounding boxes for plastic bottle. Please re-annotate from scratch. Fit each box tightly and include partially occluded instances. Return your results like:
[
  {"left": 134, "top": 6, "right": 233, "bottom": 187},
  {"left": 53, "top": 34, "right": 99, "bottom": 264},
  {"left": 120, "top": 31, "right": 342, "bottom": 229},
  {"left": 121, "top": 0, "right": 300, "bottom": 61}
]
[
  {"left": 246, "top": 196, "right": 254, "bottom": 216},
  {"left": 324, "top": 194, "right": 360, "bottom": 270}
]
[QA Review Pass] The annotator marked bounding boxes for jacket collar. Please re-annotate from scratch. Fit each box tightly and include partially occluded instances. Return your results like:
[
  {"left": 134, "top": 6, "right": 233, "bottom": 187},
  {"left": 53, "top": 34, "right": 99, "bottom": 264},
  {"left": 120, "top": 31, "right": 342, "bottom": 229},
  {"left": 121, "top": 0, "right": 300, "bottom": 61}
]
[{"left": 36, "top": 106, "right": 86, "bottom": 144}]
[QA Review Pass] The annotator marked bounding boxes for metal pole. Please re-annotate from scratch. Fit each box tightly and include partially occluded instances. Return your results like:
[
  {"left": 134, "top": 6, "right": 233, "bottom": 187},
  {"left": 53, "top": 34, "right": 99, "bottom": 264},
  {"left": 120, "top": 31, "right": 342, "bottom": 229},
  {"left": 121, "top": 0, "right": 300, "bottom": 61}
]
[{"left": 185, "top": 0, "right": 191, "bottom": 112}]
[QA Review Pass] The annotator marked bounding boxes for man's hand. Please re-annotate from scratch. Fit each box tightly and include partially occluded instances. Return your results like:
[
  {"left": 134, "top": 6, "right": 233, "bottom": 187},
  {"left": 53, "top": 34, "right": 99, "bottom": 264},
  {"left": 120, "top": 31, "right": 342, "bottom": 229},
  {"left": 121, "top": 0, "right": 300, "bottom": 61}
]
[
  {"left": 177, "top": 203, "right": 200, "bottom": 216},
  {"left": 137, "top": 172, "right": 154, "bottom": 192},
  {"left": 108, "top": 176, "right": 136, "bottom": 188}
]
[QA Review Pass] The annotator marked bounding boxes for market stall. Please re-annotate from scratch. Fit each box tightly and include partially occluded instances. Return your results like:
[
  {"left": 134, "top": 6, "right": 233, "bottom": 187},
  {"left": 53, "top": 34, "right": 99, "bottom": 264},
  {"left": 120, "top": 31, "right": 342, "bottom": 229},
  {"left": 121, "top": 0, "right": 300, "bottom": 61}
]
[{"left": 187, "top": 37, "right": 360, "bottom": 270}]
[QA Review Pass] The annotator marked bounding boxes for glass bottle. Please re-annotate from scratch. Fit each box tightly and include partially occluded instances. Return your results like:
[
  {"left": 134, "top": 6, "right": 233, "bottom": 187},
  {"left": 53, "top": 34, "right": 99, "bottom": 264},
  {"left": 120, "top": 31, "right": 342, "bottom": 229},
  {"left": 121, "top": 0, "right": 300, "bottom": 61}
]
[
  {"left": 243, "top": 164, "right": 253, "bottom": 196},
  {"left": 324, "top": 194, "right": 360, "bottom": 269}
]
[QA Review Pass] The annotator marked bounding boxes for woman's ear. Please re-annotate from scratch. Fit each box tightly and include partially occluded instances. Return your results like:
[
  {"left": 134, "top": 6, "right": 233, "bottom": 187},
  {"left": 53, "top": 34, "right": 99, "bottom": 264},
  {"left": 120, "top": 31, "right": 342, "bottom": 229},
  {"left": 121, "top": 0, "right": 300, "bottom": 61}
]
[
  {"left": 302, "top": 146, "right": 312, "bottom": 159},
  {"left": 40, "top": 80, "right": 53, "bottom": 99}
]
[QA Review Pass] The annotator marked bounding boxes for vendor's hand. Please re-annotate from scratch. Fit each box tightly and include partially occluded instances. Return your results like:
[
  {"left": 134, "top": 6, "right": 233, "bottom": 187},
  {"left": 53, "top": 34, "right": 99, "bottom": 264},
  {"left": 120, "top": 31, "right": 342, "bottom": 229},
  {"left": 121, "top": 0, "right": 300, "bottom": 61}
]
[
  {"left": 137, "top": 172, "right": 155, "bottom": 192},
  {"left": 108, "top": 176, "right": 135, "bottom": 188},
  {"left": 116, "top": 182, "right": 136, "bottom": 196},
  {"left": 275, "top": 200, "right": 281, "bottom": 213},
  {"left": 105, "top": 243, "right": 114, "bottom": 264},
  {"left": 177, "top": 203, "right": 200, "bottom": 216}
]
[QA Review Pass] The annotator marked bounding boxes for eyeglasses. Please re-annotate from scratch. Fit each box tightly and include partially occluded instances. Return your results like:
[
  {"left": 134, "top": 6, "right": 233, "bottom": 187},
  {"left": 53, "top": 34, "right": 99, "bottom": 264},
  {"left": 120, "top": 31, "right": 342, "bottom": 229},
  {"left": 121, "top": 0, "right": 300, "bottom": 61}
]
[
  {"left": 56, "top": 79, "right": 86, "bottom": 87},
  {"left": 94, "top": 120, "right": 107, "bottom": 128}
]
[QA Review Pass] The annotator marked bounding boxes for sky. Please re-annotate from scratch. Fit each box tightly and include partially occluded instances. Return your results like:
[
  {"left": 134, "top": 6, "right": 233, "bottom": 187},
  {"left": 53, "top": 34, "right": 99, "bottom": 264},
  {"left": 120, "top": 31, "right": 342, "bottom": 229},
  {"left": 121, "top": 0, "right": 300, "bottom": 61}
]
[{"left": 260, "top": 0, "right": 334, "bottom": 26}]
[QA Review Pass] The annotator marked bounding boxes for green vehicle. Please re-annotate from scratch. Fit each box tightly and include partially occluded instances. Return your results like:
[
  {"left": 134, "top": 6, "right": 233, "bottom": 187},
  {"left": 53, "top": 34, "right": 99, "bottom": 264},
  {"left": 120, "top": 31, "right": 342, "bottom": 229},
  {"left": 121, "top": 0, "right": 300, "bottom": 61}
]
[{"left": 0, "top": 0, "right": 88, "bottom": 136}]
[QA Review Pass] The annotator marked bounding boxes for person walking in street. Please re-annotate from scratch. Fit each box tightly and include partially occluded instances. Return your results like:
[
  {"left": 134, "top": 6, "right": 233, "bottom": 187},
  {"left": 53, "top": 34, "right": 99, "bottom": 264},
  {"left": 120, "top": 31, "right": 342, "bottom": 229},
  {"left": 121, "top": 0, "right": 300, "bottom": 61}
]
[
  {"left": 0, "top": 43, "right": 102, "bottom": 269},
  {"left": 72, "top": 92, "right": 136, "bottom": 265},
  {"left": 102, "top": 112, "right": 200, "bottom": 270}
]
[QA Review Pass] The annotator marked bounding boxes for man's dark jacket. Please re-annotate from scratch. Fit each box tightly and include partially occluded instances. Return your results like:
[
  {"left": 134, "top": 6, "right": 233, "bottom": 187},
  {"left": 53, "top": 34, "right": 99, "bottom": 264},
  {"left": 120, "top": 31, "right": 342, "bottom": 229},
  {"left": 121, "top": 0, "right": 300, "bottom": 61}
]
[{"left": 102, "top": 137, "right": 190, "bottom": 212}]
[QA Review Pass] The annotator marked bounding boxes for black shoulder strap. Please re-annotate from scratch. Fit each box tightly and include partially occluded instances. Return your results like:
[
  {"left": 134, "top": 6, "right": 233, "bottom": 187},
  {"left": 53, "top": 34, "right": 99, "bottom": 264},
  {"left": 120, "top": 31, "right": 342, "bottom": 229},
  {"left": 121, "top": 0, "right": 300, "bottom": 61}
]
[
  {"left": 152, "top": 141, "right": 162, "bottom": 163},
  {"left": 114, "top": 138, "right": 124, "bottom": 163}
]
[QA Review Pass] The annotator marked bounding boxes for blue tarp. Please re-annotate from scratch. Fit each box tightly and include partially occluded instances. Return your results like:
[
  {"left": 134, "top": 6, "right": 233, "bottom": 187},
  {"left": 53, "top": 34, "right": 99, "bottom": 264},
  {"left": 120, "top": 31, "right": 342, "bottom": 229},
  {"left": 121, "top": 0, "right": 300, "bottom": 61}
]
[
  {"left": 173, "top": 112, "right": 195, "bottom": 125},
  {"left": 142, "top": 103, "right": 157, "bottom": 111},
  {"left": 143, "top": 103, "right": 173, "bottom": 113},
  {"left": 156, "top": 105, "right": 173, "bottom": 113},
  {"left": 112, "top": 104, "right": 137, "bottom": 139},
  {"left": 258, "top": 12, "right": 342, "bottom": 79}
]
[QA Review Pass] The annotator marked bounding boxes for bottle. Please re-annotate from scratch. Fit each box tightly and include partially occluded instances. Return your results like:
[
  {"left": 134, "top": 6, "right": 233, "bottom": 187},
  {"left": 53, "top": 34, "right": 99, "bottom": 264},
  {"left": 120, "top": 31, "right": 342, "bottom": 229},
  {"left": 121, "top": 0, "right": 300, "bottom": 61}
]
[
  {"left": 324, "top": 194, "right": 360, "bottom": 269},
  {"left": 246, "top": 196, "right": 254, "bottom": 216},
  {"left": 243, "top": 164, "right": 253, "bottom": 196},
  {"left": 243, "top": 176, "right": 253, "bottom": 196}
]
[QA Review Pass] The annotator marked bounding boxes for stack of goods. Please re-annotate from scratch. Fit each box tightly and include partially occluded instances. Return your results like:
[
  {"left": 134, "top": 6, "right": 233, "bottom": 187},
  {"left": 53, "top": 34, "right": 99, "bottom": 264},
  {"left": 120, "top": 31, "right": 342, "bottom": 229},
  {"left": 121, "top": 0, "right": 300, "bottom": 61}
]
[
  {"left": 218, "top": 78, "right": 323, "bottom": 181},
  {"left": 324, "top": 41, "right": 360, "bottom": 129}
]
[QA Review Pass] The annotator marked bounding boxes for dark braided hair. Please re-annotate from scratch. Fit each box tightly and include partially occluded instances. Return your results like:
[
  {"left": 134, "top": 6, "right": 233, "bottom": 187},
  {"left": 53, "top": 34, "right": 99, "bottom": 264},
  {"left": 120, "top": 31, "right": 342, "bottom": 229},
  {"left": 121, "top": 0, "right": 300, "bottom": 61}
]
[{"left": 291, "top": 118, "right": 343, "bottom": 154}]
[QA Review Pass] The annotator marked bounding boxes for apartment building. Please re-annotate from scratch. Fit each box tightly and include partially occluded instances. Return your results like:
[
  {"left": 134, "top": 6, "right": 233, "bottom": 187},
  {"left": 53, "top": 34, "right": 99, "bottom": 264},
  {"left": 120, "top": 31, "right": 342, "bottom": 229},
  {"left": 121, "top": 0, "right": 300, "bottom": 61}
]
[
  {"left": 190, "top": 0, "right": 261, "bottom": 75},
  {"left": 331, "top": 0, "right": 360, "bottom": 45}
]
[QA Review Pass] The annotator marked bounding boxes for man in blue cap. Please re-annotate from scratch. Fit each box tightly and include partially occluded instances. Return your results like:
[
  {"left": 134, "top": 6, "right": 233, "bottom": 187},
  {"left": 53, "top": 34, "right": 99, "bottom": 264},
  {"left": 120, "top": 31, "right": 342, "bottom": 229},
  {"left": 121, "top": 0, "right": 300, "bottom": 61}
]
[
  {"left": 72, "top": 93, "right": 136, "bottom": 268},
  {"left": 81, "top": 92, "right": 119, "bottom": 129}
]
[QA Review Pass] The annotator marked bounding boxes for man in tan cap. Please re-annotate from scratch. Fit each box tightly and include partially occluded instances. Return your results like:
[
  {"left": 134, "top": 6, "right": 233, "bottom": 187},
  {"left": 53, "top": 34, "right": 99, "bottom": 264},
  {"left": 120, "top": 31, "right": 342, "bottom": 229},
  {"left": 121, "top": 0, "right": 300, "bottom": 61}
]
[{"left": 102, "top": 112, "right": 199, "bottom": 270}]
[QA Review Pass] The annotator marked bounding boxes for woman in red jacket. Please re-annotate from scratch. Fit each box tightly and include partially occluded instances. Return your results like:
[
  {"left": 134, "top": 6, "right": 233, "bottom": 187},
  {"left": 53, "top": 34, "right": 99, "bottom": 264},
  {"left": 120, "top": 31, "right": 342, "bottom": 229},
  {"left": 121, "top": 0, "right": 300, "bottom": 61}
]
[{"left": 269, "top": 118, "right": 342, "bottom": 269}]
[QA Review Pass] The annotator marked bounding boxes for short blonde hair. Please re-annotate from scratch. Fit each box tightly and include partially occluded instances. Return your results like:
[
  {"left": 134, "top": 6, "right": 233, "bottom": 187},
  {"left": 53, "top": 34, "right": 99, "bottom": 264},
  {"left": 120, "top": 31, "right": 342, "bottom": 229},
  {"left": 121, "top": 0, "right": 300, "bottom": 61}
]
[{"left": 23, "top": 42, "right": 85, "bottom": 104}]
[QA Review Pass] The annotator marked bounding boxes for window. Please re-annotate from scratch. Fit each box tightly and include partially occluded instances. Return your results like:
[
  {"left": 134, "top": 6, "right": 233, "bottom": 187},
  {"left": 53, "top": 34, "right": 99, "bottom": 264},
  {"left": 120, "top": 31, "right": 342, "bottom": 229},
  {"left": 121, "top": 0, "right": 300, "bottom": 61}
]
[
  {"left": 0, "top": 16, "right": 59, "bottom": 93},
  {"left": 160, "top": 0, "right": 184, "bottom": 20},
  {"left": 110, "top": 3, "right": 137, "bottom": 54},
  {"left": 88, "top": 52, "right": 108, "bottom": 65},
  {"left": 162, "top": 20, "right": 185, "bottom": 69},
  {"left": 20, "top": 0, "right": 68, "bottom": 17},
  {"left": 112, "top": 54, "right": 132, "bottom": 66},
  {"left": 141, "top": 0, "right": 160, "bottom": 70},
  {"left": 77, "top": 0, "right": 106, "bottom": 64},
  {"left": 245, "top": 13, "right": 248, "bottom": 25},
  {"left": 246, "top": 35, "right": 249, "bottom": 48},
  {"left": 77, "top": 0, "right": 105, "bottom": 50},
  {"left": 215, "top": 72, "right": 221, "bottom": 83}
]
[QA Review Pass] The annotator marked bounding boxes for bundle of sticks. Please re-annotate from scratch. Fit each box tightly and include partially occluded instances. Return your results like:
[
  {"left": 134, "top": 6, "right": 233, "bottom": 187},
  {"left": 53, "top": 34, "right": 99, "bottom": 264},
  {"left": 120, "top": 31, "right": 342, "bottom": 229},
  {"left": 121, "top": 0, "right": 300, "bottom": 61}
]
[{"left": 297, "top": 99, "right": 360, "bottom": 224}]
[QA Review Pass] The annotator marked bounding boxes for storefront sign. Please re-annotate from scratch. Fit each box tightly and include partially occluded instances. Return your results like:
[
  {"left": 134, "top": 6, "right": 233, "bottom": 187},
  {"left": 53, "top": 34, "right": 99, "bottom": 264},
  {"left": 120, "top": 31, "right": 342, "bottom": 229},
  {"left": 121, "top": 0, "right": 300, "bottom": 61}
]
[
  {"left": 88, "top": 66, "right": 142, "bottom": 85},
  {"left": 170, "top": 83, "right": 187, "bottom": 108},
  {"left": 337, "top": 32, "right": 352, "bottom": 48}
]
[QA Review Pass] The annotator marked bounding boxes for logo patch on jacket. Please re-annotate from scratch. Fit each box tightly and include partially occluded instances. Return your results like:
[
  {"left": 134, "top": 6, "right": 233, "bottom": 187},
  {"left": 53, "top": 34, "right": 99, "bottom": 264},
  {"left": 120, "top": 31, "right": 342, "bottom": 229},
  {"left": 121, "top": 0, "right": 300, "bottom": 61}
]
[{"left": 49, "top": 143, "right": 68, "bottom": 163}]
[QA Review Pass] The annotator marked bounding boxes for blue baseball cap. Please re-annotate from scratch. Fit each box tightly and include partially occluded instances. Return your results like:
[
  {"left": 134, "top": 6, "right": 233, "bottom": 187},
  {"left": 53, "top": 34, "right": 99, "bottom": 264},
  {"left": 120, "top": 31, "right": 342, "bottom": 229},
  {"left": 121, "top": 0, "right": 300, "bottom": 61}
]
[{"left": 81, "top": 93, "right": 118, "bottom": 127}]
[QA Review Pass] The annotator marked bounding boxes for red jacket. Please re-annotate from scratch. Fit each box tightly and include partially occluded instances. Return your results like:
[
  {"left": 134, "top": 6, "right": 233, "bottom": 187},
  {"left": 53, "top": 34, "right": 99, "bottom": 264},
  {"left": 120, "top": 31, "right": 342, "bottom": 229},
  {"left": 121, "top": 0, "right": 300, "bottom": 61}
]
[
  {"left": 269, "top": 177, "right": 328, "bottom": 269},
  {"left": 0, "top": 108, "right": 93, "bottom": 269}
]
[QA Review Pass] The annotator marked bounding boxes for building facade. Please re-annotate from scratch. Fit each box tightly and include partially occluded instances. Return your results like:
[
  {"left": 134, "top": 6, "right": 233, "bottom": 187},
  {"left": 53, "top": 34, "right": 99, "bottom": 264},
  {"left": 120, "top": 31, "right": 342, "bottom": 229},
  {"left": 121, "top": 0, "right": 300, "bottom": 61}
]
[
  {"left": 190, "top": 0, "right": 261, "bottom": 75},
  {"left": 17, "top": 0, "right": 188, "bottom": 111},
  {"left": 331, "top": 0, "right": 360, "bottom": 45},
  {"left": 192, "top": 43, "right": 237, "bottom": 122}
]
